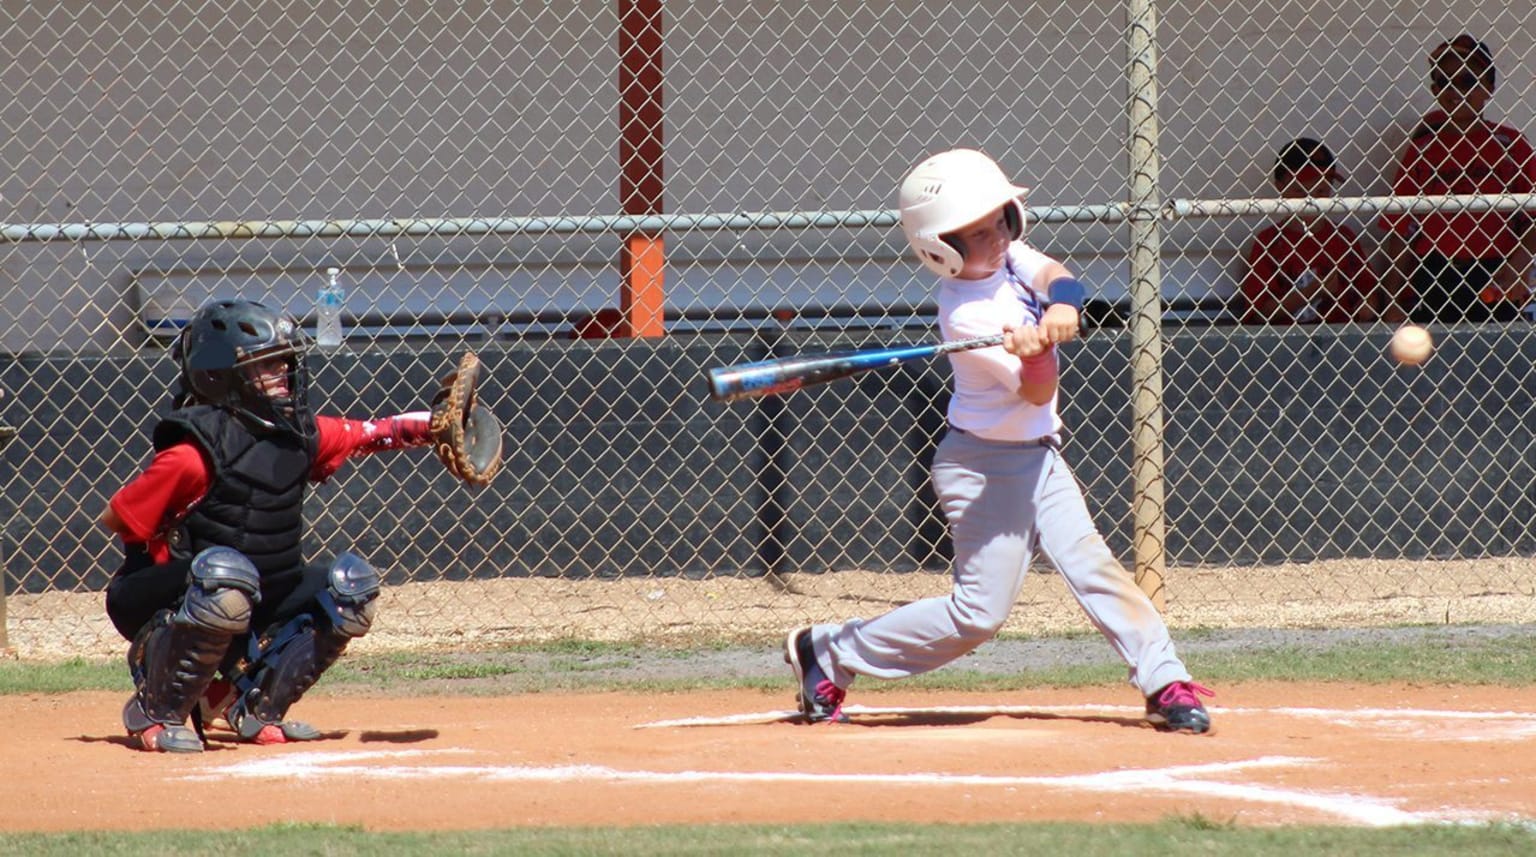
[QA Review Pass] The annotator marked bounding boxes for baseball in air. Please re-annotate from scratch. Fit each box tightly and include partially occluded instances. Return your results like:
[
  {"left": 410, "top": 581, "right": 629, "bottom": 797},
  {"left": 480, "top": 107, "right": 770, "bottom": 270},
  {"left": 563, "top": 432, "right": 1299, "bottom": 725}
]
[{"left": 1390, "top": 324, "right": 1433, "bottom": 366}]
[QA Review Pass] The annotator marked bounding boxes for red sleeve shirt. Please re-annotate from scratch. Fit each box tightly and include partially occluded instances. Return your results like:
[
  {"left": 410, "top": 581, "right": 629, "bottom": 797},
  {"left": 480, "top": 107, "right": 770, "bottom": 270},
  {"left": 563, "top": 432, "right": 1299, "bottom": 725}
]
[
  {"left": 108, "top": 414, "right": 420, "bottom": 561},
  {"left": 108, "top": 443, "right": 212, "bottom": 560},
  {"left": 1380, "top": 112, "right": 1536, "bottom": 260},
  {"left": 1241, "top": 220, "right": 1377, "bottom": 324}
]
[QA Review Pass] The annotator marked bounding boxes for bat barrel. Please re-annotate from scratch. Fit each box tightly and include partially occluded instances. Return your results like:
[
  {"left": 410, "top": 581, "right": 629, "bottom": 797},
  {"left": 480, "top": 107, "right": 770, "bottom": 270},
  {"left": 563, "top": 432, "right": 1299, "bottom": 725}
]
[{"left": 707, "top": 362, "right": 808, "bottom": 402}]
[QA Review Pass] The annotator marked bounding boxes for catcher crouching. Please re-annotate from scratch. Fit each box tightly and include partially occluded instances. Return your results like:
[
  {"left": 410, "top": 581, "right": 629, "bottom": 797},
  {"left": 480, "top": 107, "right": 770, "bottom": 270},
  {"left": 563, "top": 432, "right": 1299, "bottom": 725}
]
[{"left": 99, "top": 299, "right": 502, "bottom": 753}]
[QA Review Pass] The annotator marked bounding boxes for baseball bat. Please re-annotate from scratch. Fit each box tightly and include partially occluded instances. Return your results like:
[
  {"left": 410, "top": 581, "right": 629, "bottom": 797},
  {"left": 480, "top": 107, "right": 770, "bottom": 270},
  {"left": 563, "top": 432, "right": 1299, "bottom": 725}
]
[{"left": 707, "top": 334, "right": 1004, "bottom": 402}]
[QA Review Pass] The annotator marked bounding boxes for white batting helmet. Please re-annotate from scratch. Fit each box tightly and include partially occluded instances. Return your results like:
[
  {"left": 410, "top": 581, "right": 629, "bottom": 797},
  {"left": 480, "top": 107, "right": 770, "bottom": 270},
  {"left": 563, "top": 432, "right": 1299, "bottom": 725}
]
[{"left": 898, "top": 148, "right": 1029, "bottom": 278}]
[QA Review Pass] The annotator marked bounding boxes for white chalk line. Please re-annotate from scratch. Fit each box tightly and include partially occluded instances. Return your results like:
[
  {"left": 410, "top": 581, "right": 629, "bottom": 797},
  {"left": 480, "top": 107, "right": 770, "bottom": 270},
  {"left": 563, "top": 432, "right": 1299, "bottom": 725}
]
[
  {"left": 180, "top": 751, "right": 1484, "bottom": 827},
  {"left": 175, "top": 702, "right": 1536, "bottom": 827},
  {"left": 634, "top": 703, "right": 1536, "bottom": 742}
]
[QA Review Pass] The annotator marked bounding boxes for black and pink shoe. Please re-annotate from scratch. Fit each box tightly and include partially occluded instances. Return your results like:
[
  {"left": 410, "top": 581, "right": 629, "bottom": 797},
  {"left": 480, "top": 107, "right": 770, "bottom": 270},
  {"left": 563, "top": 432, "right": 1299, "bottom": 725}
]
[
  {"left": 1146, "top": 680, "right": 1214, "bottom": 734},
  {"left": 784, "top": 627, "right": 849, "bottom": 724}
]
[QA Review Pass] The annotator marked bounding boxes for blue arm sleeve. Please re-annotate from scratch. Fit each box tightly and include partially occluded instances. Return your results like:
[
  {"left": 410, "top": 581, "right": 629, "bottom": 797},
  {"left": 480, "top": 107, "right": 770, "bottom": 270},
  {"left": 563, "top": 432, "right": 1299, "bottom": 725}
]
[{"left": 1046, "top": 276, "right": 1087, "bottom": 310}]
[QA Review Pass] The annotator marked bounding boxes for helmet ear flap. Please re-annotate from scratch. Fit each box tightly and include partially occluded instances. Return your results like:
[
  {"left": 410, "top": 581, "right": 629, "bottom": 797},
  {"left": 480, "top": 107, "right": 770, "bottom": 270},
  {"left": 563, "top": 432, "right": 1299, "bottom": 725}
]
[
  {"left": 1003, "top": 200, "right": 1026, "bottom": 241},
  {"left": 913, "top": 237, "right": 965, "bottom": 278}
]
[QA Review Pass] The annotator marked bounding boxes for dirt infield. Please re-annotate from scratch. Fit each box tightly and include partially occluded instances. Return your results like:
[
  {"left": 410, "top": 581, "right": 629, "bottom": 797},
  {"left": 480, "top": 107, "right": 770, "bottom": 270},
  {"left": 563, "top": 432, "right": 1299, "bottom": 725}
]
[{"left": 6, "top": 683, "right": 1535, "bottom": 831}]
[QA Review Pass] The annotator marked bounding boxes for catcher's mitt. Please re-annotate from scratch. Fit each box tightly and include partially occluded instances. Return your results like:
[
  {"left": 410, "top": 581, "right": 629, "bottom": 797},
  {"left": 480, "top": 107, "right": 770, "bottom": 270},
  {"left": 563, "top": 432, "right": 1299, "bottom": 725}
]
[{"left": 429, "top": 352, "right": 504, "bottom": 486}]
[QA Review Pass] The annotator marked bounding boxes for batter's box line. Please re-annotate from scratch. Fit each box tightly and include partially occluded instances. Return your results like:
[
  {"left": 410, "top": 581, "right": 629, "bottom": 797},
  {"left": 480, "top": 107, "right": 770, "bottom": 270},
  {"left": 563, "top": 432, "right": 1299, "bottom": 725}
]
[{"left": 632, "top": 703, "right": 1536, "bottom": 731}]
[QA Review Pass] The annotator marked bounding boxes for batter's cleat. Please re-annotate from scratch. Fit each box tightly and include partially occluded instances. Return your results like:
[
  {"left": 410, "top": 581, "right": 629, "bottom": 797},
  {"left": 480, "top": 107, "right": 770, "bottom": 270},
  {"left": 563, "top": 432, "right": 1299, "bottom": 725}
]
[
  {"left": 1146, "top": 680, "right": 1215, "bottom": 734},
  {"left": 784, "top": 626, "right": 849, "bottom": 724},
  {"left": 132, "top": 723, "right": 204, "bottom": 753}
]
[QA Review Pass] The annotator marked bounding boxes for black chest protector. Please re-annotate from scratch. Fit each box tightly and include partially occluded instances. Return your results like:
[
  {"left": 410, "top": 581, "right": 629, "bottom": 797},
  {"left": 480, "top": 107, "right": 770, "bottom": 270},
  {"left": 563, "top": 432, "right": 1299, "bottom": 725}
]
[{"left": 153, "top": 406, "right": 319, "bottom": 577}]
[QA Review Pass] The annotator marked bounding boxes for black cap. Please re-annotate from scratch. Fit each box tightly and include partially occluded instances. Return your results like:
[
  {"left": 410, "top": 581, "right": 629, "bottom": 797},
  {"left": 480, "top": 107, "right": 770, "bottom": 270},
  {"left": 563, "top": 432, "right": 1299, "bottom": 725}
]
[
  {"left": 1432, "top": 34, "right": 1494, "bottom": 73},
  {"left": 1430, "top": 34, "right": 1496, "bottom": 90},
  {"left": 1273, "top": 137, "right": 1342, "bottom": 185}
]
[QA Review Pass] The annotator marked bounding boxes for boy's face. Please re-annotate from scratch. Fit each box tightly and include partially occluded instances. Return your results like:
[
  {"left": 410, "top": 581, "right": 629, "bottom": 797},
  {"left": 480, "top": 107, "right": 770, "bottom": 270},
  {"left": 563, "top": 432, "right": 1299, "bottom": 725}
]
[
  {"left": 1276, "top": 164, "right": 1335, "bottom": 200},
  {"left": 1431, "top": 55, "right": 1493, "bottom": 121},
  {"left": 948, "top": 205, "right": 1014, "bottom": 280},
  {"left": 243, "top": 355, "right": 292, "bottom": 400}
]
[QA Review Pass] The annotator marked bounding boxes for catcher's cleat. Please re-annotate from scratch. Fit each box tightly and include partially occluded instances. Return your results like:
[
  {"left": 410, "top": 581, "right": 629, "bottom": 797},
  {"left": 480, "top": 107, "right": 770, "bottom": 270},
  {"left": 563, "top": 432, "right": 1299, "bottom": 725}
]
[
  {"left": 230, "top": 696, "right": 324, "bottom": 744},
  {"left": 1146, "top": 680, "right": 1215, "bottom": 734},
  {"left": 784, "top": 627, "right": 848, "bottom": 724},
  {"left": 132, "top": 723, "right": 204, "bottom": 754},
  {"left": 246, "top": 720, "right": 323, "bottom": 745}
]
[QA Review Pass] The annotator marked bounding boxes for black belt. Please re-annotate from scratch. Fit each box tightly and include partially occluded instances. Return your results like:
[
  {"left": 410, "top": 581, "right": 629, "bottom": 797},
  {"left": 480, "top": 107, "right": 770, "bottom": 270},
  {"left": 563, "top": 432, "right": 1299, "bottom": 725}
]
[{"left": 947, "top": 424, "right": 1058, "bottom": 448}]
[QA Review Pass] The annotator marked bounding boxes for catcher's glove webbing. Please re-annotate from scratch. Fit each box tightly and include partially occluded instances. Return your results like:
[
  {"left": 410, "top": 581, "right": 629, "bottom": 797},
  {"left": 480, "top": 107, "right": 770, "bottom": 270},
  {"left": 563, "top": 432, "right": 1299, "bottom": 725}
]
[{"left": 429, "top": 352, "right": 504, "bottom": 486}]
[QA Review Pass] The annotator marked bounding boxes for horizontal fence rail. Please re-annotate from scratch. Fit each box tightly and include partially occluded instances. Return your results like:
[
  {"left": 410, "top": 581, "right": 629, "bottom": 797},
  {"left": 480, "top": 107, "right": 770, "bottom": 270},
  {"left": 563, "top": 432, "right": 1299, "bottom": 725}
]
[{"left": 11, "top": 195, "right": 1536, "bottom": 244}]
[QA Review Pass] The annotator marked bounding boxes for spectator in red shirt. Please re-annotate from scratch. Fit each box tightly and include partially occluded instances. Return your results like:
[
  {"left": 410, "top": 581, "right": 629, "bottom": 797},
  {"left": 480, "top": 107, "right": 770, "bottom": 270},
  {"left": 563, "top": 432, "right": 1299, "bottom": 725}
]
[
  {"left": 101, "top": 299, "right": 449, "bottom": 753},
  {"left": 1241, "top": 137, "right": 1389, "bottom": 325},
  {"left": 1379, "top": 34, "right": 1536, "bottom": 323}
]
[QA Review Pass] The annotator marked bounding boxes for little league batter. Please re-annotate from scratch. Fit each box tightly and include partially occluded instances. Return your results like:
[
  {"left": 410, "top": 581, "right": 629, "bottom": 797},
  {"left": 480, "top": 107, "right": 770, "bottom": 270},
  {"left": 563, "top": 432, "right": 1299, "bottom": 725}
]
[{"left": 785, "top": 148, "right": 1214, "bottom": 733}]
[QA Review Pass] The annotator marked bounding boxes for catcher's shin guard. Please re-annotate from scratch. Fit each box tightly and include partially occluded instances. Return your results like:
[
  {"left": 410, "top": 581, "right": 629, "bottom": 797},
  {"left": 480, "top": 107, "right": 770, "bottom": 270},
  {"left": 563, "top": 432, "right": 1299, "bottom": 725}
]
[
  {"left": 228, "top": 553, "right": 380, "bottom": 742},
  {"left": 122, "top": 548, "right": 261, "bottom": 747}
]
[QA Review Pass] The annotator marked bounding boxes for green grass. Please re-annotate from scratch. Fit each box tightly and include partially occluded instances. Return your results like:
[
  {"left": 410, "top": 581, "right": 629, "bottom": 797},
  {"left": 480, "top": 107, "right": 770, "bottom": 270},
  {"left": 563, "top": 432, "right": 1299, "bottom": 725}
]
[
  {"left": 0, "top": 656, "right": 131, "bottom": 694},
  {"left": 5, "top": 627, "right": 1536, "bottom": 695},
  {"left": 1, "top": 819, "right": 1532, "bottom": 856}
]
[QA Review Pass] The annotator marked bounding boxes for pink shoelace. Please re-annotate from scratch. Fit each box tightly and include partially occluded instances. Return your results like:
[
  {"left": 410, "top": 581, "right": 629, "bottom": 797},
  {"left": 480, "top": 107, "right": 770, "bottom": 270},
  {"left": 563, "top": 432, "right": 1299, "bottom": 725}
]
[
  {"left": 1157, "top": 680, "right": 1215, "bottom": 707},
  {"left": 815, "top": 679, "right": 846, "bottom": 723}
]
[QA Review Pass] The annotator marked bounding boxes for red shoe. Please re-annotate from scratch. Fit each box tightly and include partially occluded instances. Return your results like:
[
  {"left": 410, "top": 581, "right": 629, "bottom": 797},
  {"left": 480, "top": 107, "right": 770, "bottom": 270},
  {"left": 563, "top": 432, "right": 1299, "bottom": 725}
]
[
  {"left": 132, "top": 723, "right": 204, "bottom": 753},
  {"left": 242, "top": 719, "right": 323, "bottom": 744},
  {"left": 250, "top": 723, "right": 288, "bottom": 745}
]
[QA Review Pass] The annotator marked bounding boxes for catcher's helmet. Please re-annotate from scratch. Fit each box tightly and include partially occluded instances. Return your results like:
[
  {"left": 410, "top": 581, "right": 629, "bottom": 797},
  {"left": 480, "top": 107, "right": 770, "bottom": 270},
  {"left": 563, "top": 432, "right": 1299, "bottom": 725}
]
[
  {"left": 898, "top": 148, "right": 1029, "bottom": 278},
  {"left": 173, "top": 299, "right": 311, "bottom": 434}
]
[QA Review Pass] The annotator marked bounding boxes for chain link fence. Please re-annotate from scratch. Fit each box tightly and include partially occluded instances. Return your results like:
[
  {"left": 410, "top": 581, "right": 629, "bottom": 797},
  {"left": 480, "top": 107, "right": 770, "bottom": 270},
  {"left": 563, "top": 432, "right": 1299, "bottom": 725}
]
[{"left": 3, "top": 1, "right": 1535, "bottom": 657}]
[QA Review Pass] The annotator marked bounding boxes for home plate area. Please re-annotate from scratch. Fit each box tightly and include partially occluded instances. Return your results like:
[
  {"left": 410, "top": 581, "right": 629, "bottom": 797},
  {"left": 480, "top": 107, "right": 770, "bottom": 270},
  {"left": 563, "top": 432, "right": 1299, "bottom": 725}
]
[{"left": 165, "top": 686, "right": 1536, "bottom": 830}]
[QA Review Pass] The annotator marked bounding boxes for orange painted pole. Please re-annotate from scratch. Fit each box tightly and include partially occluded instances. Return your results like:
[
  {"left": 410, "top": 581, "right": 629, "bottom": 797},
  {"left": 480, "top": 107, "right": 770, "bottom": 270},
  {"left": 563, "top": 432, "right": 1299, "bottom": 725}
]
[{"left": 617, "top": 0, "right": 666, "bottom": 338}]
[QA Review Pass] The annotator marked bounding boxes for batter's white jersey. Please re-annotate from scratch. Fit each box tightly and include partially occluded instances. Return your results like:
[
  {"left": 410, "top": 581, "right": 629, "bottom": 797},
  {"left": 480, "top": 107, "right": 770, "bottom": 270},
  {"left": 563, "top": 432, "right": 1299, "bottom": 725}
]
[{"left": 936, "top": 241, "right": 1064, "bottom": 442}]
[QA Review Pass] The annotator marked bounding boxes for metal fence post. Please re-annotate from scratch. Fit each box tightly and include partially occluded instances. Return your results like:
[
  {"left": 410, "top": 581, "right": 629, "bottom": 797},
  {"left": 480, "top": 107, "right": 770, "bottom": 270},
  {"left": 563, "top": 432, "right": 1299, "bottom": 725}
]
[{"left": 1124, "top": 0, "right": 1169, "bottom": 610}]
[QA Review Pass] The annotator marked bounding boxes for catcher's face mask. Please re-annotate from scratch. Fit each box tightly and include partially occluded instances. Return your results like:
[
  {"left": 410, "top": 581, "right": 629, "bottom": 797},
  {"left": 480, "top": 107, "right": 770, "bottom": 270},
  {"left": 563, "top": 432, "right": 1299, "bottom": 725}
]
[{"left": 176, "top": 299, "right": 312, "bottom": 435}]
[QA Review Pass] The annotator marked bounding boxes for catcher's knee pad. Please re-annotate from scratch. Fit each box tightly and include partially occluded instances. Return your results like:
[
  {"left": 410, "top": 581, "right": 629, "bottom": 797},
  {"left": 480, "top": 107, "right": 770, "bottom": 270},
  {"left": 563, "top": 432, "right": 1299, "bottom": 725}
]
[
  {"left": 124, "top": 548, "right": 261, "bottom": 733},
  {"left": 177, "top": 547, "right": 263, "bottom": 632},
  {"left": 228, "top": 553, "right": 379, "bottom": 738},
  {"left": 319, "top": 551, "right": 381, "bottom": 638}
]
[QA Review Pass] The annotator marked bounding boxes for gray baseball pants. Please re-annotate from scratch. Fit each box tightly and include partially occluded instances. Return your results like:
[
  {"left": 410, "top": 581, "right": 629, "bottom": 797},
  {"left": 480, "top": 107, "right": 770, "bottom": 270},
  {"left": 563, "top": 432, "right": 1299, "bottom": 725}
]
[{"left": 809, "top": 429, "right": 1192, "bottom": 698}]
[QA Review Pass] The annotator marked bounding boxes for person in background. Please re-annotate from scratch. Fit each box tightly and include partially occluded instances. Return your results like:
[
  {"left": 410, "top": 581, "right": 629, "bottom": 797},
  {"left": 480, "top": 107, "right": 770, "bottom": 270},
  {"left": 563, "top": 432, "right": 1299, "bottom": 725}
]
[
  {"left": 1379, "top": 34, "right": 1536, "bottom": 323},
  {"left": 1241, "top": 137, "right": 1393, "bottom": 325}
]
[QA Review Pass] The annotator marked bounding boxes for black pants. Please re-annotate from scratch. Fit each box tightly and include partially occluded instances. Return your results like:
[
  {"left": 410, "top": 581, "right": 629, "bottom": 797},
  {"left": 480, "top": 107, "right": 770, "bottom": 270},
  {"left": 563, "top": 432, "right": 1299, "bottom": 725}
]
[
  {"left": 104, "top": 546, "right": 332, "bottom": 643},
  {"left": 1409, "top": 253, "right": 1524, "bottom": 324}
]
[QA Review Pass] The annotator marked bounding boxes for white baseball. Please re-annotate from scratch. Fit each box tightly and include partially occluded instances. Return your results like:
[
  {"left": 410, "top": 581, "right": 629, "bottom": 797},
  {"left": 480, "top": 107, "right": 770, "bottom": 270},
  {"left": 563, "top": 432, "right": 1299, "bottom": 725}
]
[{"left": 1390, "top": 324, "right": 1433, "bottom": 367}]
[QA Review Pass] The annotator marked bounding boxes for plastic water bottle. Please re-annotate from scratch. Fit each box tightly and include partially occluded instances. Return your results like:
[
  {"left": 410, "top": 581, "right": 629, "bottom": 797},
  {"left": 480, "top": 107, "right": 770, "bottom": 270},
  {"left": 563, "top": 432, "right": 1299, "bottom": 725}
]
[{"left": 315, "top": 267, "right": 345, "bottom": 348}]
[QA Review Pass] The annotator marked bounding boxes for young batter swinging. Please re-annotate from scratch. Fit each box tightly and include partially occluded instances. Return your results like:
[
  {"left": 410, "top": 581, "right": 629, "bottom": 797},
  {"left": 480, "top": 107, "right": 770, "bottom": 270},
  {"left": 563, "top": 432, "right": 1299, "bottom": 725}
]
[{"left": 785, "top": 148, "right": 1214, "bottom": 733}]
